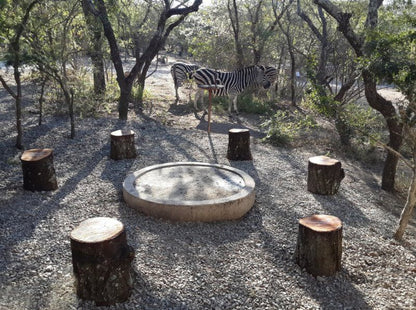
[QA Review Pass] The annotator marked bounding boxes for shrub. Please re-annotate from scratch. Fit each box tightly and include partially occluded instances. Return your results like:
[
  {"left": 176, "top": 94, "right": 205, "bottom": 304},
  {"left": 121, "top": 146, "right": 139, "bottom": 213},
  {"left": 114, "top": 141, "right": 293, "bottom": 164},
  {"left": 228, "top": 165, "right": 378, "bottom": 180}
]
[{"left": 261, "top": 109, "right": 316, "bottom": 146}]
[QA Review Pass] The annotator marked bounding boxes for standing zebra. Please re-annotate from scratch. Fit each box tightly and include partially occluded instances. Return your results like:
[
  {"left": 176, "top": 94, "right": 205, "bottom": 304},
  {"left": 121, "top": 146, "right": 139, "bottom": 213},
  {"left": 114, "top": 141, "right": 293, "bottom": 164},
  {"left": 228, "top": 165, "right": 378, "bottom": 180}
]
[
  {"left": 170, "top": 62, "right": 200, "bottom": 103},
  {"left": 193, "top": 65, "right": 277, "bottom": 114}
]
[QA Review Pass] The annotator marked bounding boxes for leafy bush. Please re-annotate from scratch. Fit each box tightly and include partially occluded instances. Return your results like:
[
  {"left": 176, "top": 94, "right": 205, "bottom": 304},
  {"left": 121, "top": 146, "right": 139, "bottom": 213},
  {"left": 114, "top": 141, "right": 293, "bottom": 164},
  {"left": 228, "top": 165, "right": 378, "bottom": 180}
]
[
  {"left": 261, "top": 110, "right": 316, "bottom": 146},
  {"left": 237, "top": 93, "right": 274, "bottom": 115}
]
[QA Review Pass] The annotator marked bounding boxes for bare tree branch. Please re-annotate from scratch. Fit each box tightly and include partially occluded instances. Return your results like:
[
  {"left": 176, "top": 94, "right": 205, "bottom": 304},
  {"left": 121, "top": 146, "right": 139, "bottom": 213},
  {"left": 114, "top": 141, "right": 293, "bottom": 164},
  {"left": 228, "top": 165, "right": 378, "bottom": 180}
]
[
  {"left": 313, "top": 0, "right": 364, "bottom": 56},
  {"left": 0, "top": 75, "right": 17, "bottom": 99}
]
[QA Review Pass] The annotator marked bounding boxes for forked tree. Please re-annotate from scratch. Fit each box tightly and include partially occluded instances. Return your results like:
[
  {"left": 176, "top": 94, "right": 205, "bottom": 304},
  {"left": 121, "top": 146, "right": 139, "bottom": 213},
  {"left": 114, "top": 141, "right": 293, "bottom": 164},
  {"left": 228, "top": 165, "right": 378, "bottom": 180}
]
[
  {"left": 314, "top": 0, "right": 403, "bottom": 192},
  {"left": 85, "top": 0, "right": 203, "bottom": 120},
  {"left": 0, "top": 0, "right": 41, "bottom": 149}
]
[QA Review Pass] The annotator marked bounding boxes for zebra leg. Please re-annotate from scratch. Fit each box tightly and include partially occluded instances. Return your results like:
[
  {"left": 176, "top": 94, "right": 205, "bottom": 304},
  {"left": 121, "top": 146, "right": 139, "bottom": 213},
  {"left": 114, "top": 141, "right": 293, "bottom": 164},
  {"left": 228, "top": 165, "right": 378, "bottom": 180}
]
[
  {"left": 194, "top": 89, "right": 203, "bottom": 111},
  {"left": 228, "top": 95, "right": 238, "bottom": 116},
  {"left": 174, "top": 86, "right": 179, "bottom": 104},
  {"left": 233, "top": 95, "right": 239, "bottom": 115}
]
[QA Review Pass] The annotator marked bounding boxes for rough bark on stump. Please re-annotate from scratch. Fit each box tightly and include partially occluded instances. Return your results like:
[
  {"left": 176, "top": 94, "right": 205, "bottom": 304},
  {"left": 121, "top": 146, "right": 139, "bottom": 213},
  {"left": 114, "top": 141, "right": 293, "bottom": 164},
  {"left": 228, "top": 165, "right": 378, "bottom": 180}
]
[
  {"left": 227, "top": 128, "right": 253, "bottom": 161},
  {"left": 70, "top": 217, "right": 134, "bottom": 306},
  {"left": 20, "top": 148, "right": 58, "bottom": 191},
  {"left": 295, "top": 214, "right": 342, "bottom": 277},
  {"left": 307, "top": 155, "right": 345, "bottom": 195},
  {"left": 110, "top": 130, "right": 137, "bottom": 160}
]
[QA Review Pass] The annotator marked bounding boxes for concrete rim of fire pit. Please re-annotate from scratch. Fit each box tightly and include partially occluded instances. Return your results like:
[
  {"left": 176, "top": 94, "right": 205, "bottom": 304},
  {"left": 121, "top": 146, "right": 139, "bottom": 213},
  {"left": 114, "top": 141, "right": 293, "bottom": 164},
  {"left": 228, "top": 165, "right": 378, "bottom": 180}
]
[{"left": 122, "top": 162, "right": 255, "bottom": 222}]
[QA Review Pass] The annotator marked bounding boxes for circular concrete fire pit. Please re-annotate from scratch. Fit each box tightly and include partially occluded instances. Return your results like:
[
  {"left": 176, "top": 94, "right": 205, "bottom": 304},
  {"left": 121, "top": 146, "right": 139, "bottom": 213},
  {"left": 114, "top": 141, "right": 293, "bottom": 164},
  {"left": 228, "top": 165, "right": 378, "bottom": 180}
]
[{"left": 122, "top": 162, "right": 255, "bottom": 222}]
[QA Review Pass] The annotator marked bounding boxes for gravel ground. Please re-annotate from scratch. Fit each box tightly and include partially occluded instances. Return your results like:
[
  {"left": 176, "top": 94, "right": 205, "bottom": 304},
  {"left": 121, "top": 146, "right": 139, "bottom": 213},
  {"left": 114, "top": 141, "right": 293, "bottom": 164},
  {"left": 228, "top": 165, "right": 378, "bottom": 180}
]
[{"left": 0, "top": 64, "right": 415, "bottom": 310}]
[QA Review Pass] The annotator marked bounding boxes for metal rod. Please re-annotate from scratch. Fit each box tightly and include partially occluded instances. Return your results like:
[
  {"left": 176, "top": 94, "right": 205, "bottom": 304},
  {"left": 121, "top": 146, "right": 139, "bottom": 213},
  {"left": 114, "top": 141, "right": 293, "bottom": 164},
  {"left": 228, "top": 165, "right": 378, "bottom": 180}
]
[{"left": 208, "top": 89, "right": 213, "bottom": 133}]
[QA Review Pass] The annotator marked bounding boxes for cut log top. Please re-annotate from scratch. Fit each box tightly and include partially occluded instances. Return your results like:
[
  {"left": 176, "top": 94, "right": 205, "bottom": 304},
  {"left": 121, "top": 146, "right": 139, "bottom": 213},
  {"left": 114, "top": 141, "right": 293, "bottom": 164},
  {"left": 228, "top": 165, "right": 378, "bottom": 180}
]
[
  {"left": 111, "top": 129, "right": 135, "bottom": 137},
  {"left": 309, "top": 155, "right": 339, "bottom": 166},
  {"left": 299, "top": 214, "right": 342, "bottom": 232},
  {"left": 70, "top": 217, "right": 124, "bottom": 243},
  {"left": 21, "top": 148, "right": 53, "bottom": 162},
  {"left": 229, "top": 128, "right": 249, "bottom": 134}
]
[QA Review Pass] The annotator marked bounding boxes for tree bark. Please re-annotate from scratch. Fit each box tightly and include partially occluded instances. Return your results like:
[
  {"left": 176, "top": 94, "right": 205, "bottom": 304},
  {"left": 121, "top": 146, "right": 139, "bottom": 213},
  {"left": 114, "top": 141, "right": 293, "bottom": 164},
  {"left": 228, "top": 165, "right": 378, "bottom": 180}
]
[
  {"left": 70, "top": 217, "right": 134, "bottom": 306},
  {"left": 227, "top": 129, "right": 253, "bottom": 161},
  {"left": 307, "top": 155, "right": 345, "bottom": 195},
  {"left": 110, "top": 130, "right": 137, "bottom": 160},
  {"left": 13, "top": 63, "right": 23, "bottom": 149},
  {"left": 38, "top": 77, "right": 47, "bottom": 126},
  {"left": 361, "top": 70, "right": 403, "bottom": 191},
  {"left": 21, "top": 148, "right": 58, "bottom": 191},
  {"left": 394, "top": 170, "right": 416, "bottom": 240},
  {"left": 313, "top": 0, "right": 403, "bottom": 191},
  {"left": 295, "top": 214, "right": 342, "bottom": 276},
  {"left": 277, "top": 8, "right": 297, "bottom": 106},
  {"left": 69, "top": 89, "right": 75, "bottom": 139},
  {"left": 227, "top": 0, "right": 245, "bottom": 68},
  {"left": 81, "top": 0, "right": 106, "bottom": 96},
  {"left": 297, "top": 1, "right": 328, "bottom": 87}
]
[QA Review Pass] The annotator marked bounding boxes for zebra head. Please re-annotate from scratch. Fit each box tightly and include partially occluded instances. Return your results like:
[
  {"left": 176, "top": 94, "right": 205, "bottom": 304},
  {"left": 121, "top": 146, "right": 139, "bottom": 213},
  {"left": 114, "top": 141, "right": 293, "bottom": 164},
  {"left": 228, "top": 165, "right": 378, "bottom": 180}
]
[{"left": 257, "top": 65, "right": 277, "bottom": 89}]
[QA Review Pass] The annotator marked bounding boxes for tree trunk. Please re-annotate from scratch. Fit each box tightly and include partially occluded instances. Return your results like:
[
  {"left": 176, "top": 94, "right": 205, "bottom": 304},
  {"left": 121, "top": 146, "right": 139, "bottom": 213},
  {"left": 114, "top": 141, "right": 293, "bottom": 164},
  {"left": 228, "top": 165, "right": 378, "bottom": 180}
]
[
  {"left": 136, "top": 72, "right": 147, "bottom": 110},
  {"left": 70, "top": 217, "right": 134, "bottom": 306},
  {"left": 8, "top": 0, "right": 40, "bottom": 149},
  {"left": 295, "top": 214, "right": 342, "bottom": 276},
  {"left": 307, "top": 155, "right": 345, "bottom": 195},
  {"left": 14, "top": 67, "right": 23, "bottom": 149},
  {"left": 278, "top": 10, "right": 297, "bottom": 106},
  {"left": 69, "top": 89, "right": 75, "bottom": 139},
  {"left": 297, "top": 1, "right": 328, "bottom": 87},
  {"left": 227, "top": 129, "right": 253, "bottom": 161},
  {"left": 289, "top": 45, "right": 296, "bottom": 106},
  {"left": 82, "top": 0, "right": 106, "bottom": 96},
  {"left": 228, "top": 0, "right": 244, "bottom": 68},
  {"left": 362, "top": 70, "right": 403, "bottom": 191},
  {"left": 119, "top": 84, "right": 132, "bottom": 120},
  {"left": 91, "top": 50, "right": 106, "bottom": 96},
  {"left": 394, "top": 171, "right": 416, "bottom": 240},
  {"left": 313, "top": 0, "right": 404, "bottom": 192},
  {"left": 38, "top": 77, "right": 47, "bottom": 126},
  {"left": 110, "top": 130, "right": 137, "bottom": 160},
  {"left": 21, "top": 148, "right": 58, "bottom": 191}
]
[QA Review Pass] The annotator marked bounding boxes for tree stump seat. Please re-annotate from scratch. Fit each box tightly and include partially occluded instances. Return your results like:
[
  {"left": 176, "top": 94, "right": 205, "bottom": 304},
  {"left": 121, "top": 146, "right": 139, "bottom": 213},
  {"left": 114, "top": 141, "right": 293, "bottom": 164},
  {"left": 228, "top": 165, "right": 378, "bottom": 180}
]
[
  {"left": 20, "top": 148, "right": 58, "bottom": 191},
  {"left": 70, "top": 217, "right": 134, "bottom": 306},
  {"left": 295, "top": 214, "right": 343, "bottom": 277},
  {"left": 307, "top": 155, "right": 344, "bottom": 195},
  {"left": 227, "top": 128, "right": 253, "bottom": 161},
  {"left": 110, "top": 129, "right": 137, "bottom": 160}
]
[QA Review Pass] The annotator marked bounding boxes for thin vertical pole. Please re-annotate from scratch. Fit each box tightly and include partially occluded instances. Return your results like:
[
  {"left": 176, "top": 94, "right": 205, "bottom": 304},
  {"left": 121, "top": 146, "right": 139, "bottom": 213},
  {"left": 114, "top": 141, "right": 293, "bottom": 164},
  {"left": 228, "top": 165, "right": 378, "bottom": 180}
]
[{"left": 208, "top": 89, "right": 213, "bottom": 133}]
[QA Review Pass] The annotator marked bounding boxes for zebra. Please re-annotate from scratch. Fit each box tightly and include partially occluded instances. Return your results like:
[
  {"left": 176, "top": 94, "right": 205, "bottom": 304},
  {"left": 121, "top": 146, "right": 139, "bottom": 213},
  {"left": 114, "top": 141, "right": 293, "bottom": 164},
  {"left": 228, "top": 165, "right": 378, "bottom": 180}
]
[
  {"left": 170, "top": 62, "right": 200, "bottom": 103},
  {"left": 193, "top": 65, "right": 277, "bottom": 114}
]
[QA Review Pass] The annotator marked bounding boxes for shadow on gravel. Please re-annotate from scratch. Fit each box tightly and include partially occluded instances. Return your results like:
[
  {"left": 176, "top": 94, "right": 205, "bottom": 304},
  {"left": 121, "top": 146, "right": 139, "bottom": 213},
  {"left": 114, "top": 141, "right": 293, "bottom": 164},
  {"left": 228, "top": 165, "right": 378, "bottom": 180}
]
[
  {"left": 299, "top": 268, "right": 372, "bottom": 309},
  {"left": 311, "top": 193, "right": 371, "bottom": 228},
  {"left": 0, "top": 145, "right": 108, "bottom": 275},
  {"left": 195, "top": 116, "right": 266, "bottom": 139},
  {"left": 137, "top": 127, "right": 213, "bottom": 164},
  {"left": 167, "top": 103, "right": 194, "bottom": 116}
]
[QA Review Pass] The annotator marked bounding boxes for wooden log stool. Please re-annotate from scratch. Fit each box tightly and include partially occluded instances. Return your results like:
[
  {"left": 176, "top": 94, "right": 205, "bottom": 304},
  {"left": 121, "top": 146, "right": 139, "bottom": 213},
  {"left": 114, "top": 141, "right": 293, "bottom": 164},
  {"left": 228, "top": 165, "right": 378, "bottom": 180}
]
[
  {"left": 70, "top": 217, "right": 134, "bottom": 306},
  {"left": 20, "top": 148, "right": 58, "bottom": 191},
  {"left": 307, "top": 155, "right": 345, "bottom": 195},
  {"left": 226, "top": 128, "right": 253, "bottom": 161},
  {"left": 110, "top": 129, "right": 137, "bottom": 160},
  {"left": 295, "top": 214, "right": 342, "bottom": 277}
]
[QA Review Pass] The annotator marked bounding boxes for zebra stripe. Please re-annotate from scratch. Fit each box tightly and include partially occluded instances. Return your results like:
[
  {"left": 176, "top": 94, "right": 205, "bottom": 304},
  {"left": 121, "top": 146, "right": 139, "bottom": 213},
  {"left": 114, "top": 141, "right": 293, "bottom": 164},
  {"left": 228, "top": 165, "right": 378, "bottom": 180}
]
[
  {"left": 193, "top": 65, "right": 277, "bottom": 114},
  {"left": 170, "top": 62, "right": 200, "bottom": 102},
  {"left": 263, "top": 66, "right": 278, "bottom": 84}
]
